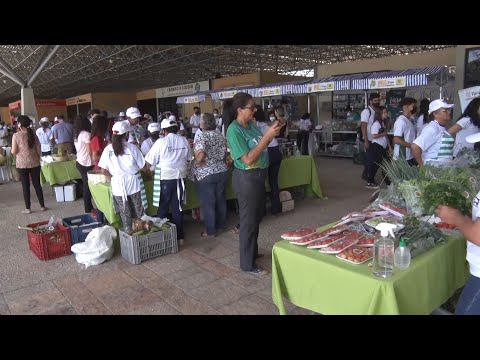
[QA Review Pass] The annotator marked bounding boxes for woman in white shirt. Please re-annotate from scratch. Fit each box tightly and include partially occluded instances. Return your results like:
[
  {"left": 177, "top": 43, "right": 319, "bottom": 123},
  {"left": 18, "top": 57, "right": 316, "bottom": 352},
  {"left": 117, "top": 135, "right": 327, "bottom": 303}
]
[
  {"left": 98, "top": 121, "right": 148, "bottom": 233},
  {"left": 367, "top": 106, "right": 392, "bottom": 188},
  {"left": 448, "top": 97, "right": 480, "bottom": 157},
  {"left": 74, "top": 116, "right": 94, "bottom": 215},
  {"left": 36, "top": 117, "right": 53, "bottom": 156}
]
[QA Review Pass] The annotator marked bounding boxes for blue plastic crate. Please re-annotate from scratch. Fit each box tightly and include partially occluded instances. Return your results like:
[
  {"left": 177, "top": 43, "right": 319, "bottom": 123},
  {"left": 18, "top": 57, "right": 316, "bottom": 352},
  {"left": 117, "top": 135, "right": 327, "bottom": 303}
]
[{"left": 62, "top": 214, "right": 102, "bottom": 245}]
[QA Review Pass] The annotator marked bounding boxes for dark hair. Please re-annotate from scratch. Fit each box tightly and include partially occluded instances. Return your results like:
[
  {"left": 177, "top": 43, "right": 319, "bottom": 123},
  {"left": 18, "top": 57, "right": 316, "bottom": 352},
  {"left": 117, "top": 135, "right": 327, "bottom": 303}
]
[
  {"left": 369, "top": 93, "right": 380, "bottom": 101},
  {"left": 193, "top": 106, "right": 200, "bottom": 111},
  {"left": 73, "top": 115, "right": 91, "bottom": 140},
  {"left": 91, "top": 115, "right": 108, "bottom": 139},
  {"left": 88, "top": 109, "right": 100, "bottom": 117},
  {"left": 222, "top": 98, "right": 236, "bottom": 129},
  {"left": 301, "top": 112, "right": 311, "bottom": 120},
  {"left": 231, "top": 92, "right": 253, "bottom": 117},
  {"left": 112, "top": 133, "right": 126, "bottom": 156},
  {"left": 458, "top": 97, "right": 480, "bottom": 127},
  {"left": 419, "top": 98, "right": 431, "bottom": 125},
  {"left": 374, "top": 106, "right": 387, "bottom": 132},
  {"left": 17, "top": 115, "right": 35, "bottom": 149},
  {"left": 253, "top": 105, "right": 266, "bottom": 122},
  {"left": 400, "top": 97, "right": 417, "bottom": 107},
  {"left": 150, "top": 131, "right": 160, "bottom": 141}
]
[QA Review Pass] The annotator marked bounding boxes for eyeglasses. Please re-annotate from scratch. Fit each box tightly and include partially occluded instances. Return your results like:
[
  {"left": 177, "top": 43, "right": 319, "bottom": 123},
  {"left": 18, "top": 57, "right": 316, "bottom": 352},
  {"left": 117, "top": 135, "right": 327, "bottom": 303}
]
[{"left": 242, "top": 105, "right": 257, "bottom": 111}]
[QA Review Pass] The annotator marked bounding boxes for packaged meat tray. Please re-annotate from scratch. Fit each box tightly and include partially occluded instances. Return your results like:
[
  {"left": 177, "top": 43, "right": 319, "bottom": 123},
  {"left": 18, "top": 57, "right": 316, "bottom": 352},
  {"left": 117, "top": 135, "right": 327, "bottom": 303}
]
[
  {"left": 335, "top": 217, "right": 366, "bottom": 227},
  {"left": 281, "top": 228, "right": 317, "bottom": 241},
  {"left": 306, "top": 233, "right": 346, "bottom": 249},
  {"left": 314, "top": 224, "right": 351, "bottom": 238},
  {"left": 289, "top": 232, "right": 328, "bottom": 245},
  {"left": 318, "top": 231, "right": 364, "bottom": 254},
  {"left": 361, "top": 209, "right": 390, "bottom": 217},
  {"left": 356, "top": 234, "right": 380, "bottom": 247},
  {"left": 336, "top": 246, "right": 374, "bottom": 264},
  {"left": 379, "top": 202, "right": 409, "bottom": 218}
]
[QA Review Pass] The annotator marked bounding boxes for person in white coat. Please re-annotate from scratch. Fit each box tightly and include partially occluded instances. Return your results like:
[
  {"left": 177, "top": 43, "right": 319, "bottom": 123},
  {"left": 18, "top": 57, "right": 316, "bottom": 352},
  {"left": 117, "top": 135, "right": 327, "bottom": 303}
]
[
  {"left": 448, "top": 97, "right": 480, "bottom": 157},
  {"left": 36, "top": 117, "right": 53, "bottom": 156},
  {"left": 141, "top": 122, "right": 162, "bottom": 156}
]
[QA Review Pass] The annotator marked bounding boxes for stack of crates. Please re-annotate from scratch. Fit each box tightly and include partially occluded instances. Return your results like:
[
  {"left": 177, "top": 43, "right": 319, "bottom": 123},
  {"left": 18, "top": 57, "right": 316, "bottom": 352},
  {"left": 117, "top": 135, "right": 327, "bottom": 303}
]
[
  {"left": 119, "top": 222, "right": 177, "bottom": 265},
  {"left": 27, "top": 221, "right": 71, "bottom": 261},
  {"left": 62, "top": 214, "right": 102, "bottom": 245}
]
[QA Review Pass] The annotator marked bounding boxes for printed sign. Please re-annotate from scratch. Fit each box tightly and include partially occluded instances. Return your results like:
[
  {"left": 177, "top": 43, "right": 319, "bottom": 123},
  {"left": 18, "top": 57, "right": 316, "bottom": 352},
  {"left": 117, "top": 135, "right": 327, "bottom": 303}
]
[
  {"left": 218, "top": 90, "right": 238, "bottom": 99},
  {"left": 176, "top": 94, "right": 206, "bottom": 104},
  {"left": 306, "top": 82, "right": 335, "bottom": 93},
  {"left": 459, "top": 86, "right": 480, "bottom": 113},
  {"left": 257, "top": 87, "right": 282, "bottom": 97},
  {"left": 368, "top": 76, "right": 406, "bottom": 89},
  {"left": 156, "top": 80, "right": 209, "bottom": 98}
]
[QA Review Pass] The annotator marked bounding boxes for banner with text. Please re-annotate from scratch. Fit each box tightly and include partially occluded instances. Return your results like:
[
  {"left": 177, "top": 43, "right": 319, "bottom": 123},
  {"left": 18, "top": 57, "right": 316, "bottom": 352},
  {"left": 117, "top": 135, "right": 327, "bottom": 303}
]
[
  {"left": 306, "top": 82, "right": 335, "bottom": 93},
  {"left": 176, "top": 94, "right": 206, "bottom": 104},
  {"left": 458, "top": 86, "right": 480, "bottom": 113},
  {"left": 257, "top": 87, "right": 282, "bottom": 97},
  {"left": 156, "top": 80, "right": 210, "bottom": 98},
  {"left": 368, "top": 76, "right": 406, "bottom": 89}
]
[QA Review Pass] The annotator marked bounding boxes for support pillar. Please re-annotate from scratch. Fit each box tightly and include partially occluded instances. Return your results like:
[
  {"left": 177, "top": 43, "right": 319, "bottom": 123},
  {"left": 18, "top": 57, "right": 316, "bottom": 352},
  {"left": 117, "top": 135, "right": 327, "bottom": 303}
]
[{"left": 21, "top": 87, "right": 38, "bottom": 126}]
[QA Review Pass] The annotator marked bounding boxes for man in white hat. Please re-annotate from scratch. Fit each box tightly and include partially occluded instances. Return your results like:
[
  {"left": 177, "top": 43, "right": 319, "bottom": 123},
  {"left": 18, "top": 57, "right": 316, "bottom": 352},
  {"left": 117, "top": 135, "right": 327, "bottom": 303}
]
[
  {"left": 36, "top": 117, "right": 53, "bottom": 156},
  {"left": 435, "top": 131, "right": 480, "bottom": 315},
  {"left": 125, "top": 107, "right": 143, "bottom": 146},
  {"left": 141, "top": 122, "right": 162, "bottom": 156},
  {"left": 145, "top": 118, "right": 191, "bottom": 245},
  {"left": 168, "top": 114, "right": 185, "bottom": 136},
  {"left": 411, "top": 99, "right": 455, "bottom": 166}
]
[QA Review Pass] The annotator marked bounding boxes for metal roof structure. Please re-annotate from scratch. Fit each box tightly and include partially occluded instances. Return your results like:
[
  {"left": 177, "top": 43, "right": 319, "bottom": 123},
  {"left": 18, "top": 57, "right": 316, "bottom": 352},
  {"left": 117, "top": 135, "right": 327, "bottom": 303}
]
[{"left": 0, "top": 45, "right": 454, "bottom": 106}]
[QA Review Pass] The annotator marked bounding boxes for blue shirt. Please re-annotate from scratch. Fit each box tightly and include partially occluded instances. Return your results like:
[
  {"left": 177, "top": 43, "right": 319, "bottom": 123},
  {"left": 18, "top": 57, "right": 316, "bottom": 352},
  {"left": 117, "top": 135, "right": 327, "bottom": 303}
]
[{"left": 52, "top": 120, "right": 74, "bottom": 144}]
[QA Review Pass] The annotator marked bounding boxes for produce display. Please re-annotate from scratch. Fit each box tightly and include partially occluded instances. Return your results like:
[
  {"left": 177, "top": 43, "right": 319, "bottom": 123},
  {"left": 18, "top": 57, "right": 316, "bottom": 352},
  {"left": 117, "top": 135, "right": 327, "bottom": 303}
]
[
  {"left": 289, "top": 232, "right": 328, "bottom": 245},
  {"left": 337, "top": 246, "right": 374, "bottom": 264},
  {"left": 379, "top": 202, "right": 409, "bottom": 218},
  {"left": 365, "top": 216, "right": 403, "bottom": 230},
  {"left": 357, "top": 234, "right": 379, "bottom": 247},
  {"left": 306, "top": 233, "right": 346, "bottom": 249},
  {"left": 318, "top": 231, "right": 364, "bottom": 254},
  {"left": 281, "top": 228, "right": 317, "bottom": 240},
  {"left": 129, "top": 219, "right": 171, "bottom": 236}
]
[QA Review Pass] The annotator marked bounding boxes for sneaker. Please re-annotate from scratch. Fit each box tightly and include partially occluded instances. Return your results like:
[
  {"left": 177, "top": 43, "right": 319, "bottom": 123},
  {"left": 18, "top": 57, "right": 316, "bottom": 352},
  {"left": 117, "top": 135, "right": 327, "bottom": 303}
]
[
  {"left": 246, "top": 267, "right": 269, "bottom": 275},
  {"left": 366, "top": 183, "right": 379, "bottom": 189}
]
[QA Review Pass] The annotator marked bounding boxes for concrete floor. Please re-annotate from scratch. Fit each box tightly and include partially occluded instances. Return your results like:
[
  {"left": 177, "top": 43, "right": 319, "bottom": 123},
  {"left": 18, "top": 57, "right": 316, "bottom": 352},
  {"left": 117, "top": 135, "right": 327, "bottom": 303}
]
[{"left": 0, "top": 157, "right": 374, "bottom": 315}]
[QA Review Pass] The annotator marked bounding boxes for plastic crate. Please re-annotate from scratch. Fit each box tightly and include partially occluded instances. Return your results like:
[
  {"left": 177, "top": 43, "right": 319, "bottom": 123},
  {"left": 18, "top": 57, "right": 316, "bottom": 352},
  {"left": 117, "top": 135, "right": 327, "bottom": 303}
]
[
  {"left": 119, "top": 222, "right": 177, "bottom": 265},
  {"left": 62, "top": 214, "right": 102, "bottom": 245},
  {"left": 27, "top": 221, "right": 72, "bottom": 261}
]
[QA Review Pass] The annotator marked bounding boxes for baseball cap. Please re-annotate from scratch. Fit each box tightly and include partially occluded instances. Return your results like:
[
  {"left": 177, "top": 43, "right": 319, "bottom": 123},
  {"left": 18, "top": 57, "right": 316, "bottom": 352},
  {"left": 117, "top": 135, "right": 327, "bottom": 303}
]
[
  {"left": 168, "top": 115, "right": 177, "bottom": 121},
  {"left": 118, "top": 111, "right": 125, "bottom": 117},
  {"left": 147, "top": 122, "right": 161, "bottom": 133},
  {"left": 161, "top": 118, "right": 177, "bottom": 129},
  {"left": 112, "top": 121, "right": 130, "bottom": 135},
  {"left": 428, "top": 99, "right": 454, "bottom": 115},
  {"left": 126, "top": 107, "right": 141, "bottom": 119},
  {"left": 40, "top": 117, "right": 49, "bottom": 123},
  {"left": 466, "top": 132, "right": 480, "bottom": 144}
]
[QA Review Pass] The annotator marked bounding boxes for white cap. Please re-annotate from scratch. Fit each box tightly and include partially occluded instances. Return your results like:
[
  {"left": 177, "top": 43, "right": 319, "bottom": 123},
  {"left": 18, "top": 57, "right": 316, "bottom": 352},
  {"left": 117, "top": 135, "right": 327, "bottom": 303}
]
[
  {"left": 126, "top": 107, "right": 141, "bottom": 119},
  {"left": 147, "top": 122, "right": 161, "bottom": 132},
  {"left": 40, "top": 117, "right": 49, "bottom": 123},
  {"left": 112, "top": 121, "right": 130, "bottom": 135},
  {"left": 428, "top": 99, "right": 454, "bottom": 115},
  {"left": 118, "top": 111, "right": 125, "bottom": 117},
  {"left": 466, "top": 132, "right": 480, "bottom": 144},
  {"left": 161, "top": 118, "right": 177, "bottom": 129},
  {"left": 168, "top": 114, "right": 176, "bottom": 121},
  {"left": 54, "top": 116, "right": 59, "bottom": 122}
]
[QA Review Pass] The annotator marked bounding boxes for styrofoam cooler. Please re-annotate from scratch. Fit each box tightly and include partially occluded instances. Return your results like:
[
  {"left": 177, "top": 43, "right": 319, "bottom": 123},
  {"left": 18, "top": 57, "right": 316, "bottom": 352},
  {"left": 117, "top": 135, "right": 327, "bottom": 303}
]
[{"left": 64, "top": 182, "right": 76, "bottom": 201}]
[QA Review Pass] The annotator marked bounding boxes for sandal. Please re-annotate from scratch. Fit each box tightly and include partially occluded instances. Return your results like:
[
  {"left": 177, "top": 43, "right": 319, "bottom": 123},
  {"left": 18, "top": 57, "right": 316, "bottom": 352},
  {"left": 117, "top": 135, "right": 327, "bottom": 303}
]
[{"left": 22, "top": 209, "right": 32, "bottom": 214}]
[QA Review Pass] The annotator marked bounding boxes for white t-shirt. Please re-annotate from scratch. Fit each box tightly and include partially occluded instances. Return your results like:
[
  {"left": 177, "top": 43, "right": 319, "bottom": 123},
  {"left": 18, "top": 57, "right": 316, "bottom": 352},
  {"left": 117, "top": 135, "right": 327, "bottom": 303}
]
[
  {"left": 98, "top": 142, "right": 145, "bottom": 197},
  {"left": 74, "top": 131, "right": 92, "bottom": 167},
  {"left": 360, "top": 106, "right": 376, "bottom": 142},
  {"left": 297, "top": 118, "right": 312, "bottom": 131},
  {"left": 140, "top": 136, "right": 163, "bottom": 156},
  {"left": 194, "top": 129, "right": 203, "bottom": 144},
  {"left": 371, "top": 121, "right": 388, "bottom": 149},
  {"left": 36, "top": 127, "right": 53, "bottom": 152},
  {"left": 469, "top": 191, "right": 480, "bottom": 277},
  {"left": 413, "top": 121, "right": 445, "bottom": 163},
  {"left": 416, "top": 114, "right": 427, "bottom": 137},
  {"left": 215, "top": 116, "right": 223, "bottom": 132},
  {"left": 393, "top": 115, "right": 416, "bottom": 160},
  {"left": 256, "top": 121, "right": 278, "bottom": 147},
  {"left": 453, "top": 117, "right": 480, "bottom": 157},
  {"left": 145, "top": 132, "right": 191, "bottom": 180},
  {"left": 190, "top": 114, "right": 201, "bottom": 134}
]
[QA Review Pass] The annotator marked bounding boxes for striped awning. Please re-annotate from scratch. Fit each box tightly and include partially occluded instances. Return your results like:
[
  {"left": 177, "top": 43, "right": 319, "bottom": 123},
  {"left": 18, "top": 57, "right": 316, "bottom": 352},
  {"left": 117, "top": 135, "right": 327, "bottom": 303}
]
[
  {"left": 350, "top": 65, "right": 447, "bottom": 90},
  {"left": 307, "top": 72, "right": 371, "bottom": 92},
  {"left": 247, "top": 79, "right": 311, "bottom": 97}
]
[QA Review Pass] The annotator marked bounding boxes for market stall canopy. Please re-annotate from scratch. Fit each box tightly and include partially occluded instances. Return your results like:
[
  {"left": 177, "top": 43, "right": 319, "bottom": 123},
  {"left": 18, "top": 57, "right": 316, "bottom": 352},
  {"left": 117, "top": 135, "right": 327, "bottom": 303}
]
[
  {"left": 248, "top": 79, "right": 311, "bottom": 97},
  {"left": 350, "top": 65, "right": 448, "bottom": 90},
  {"left": 210, "top": 86, "right": 254, "bottom": 101},
  {"left": 176, "top": 91, "right": 210, "bottom": 104},
  {"left": 306, "top": 73, "right": 369, "bottom": 93}
]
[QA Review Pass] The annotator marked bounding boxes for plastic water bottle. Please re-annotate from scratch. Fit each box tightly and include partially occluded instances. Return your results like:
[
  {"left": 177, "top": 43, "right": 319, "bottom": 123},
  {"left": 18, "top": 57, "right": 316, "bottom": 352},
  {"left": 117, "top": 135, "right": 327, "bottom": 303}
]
[
  {"left": 394, "top": 237, "right": 411, "bottom": 269},
  {"left": 372, "top": 223, "right": 396, "bottom": 278}
]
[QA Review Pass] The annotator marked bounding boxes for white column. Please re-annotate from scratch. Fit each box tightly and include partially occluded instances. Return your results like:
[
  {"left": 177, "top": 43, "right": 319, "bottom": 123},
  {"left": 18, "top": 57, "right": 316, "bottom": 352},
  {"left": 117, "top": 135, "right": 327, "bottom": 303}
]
[{"left": 21, "top": 87, "right": 38, "bottom": 126}]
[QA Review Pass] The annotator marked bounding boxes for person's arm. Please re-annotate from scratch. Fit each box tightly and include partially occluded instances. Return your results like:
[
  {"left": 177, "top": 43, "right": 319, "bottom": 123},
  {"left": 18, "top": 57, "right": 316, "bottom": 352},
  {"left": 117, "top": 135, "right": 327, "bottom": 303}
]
[
  {"left": 393, "top": 136, "right": 411, "bottom": 148},
  {"left": 361, "top": 122, "right": 369, "bottom": 151},
  {"left": 436, "top": 205, "right": 480, "bottom": 246},
  {"left": 239, "top": 122, "right": 282, "bottom": 166},
  {"left": 411, "top": 143, "right": 423, "bottom": 166},
  {"left": 11, "top": 133, "right": 18, "bottom": 155},
  {"left": 100, "top": 168, "right": 112, "bottom": 180},
  {"left": 35, "top": 136, "right": 41, "bottom": 158},
  {"left": 448, "top": 124, "right": 462, "bottom": 137},
  {"left": 195, "top": 150, "right": 206, "bottom": 166}
]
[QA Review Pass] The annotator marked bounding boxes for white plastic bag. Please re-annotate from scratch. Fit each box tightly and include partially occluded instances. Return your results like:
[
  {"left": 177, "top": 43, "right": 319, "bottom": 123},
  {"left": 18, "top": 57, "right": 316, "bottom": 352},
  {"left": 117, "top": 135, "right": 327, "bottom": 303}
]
[{"left": 71, "top": 225, "right": 116, "bottom": 268}]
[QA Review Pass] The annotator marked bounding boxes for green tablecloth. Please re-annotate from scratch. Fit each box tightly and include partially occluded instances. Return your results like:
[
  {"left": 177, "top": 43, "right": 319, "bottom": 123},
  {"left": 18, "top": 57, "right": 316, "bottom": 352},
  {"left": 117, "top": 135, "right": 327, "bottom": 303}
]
[
  {"left": 272, "top": 223, "right": 468, "bottom": 315},
  {"left": 89, "top": 155, "right": 324, "bottom": 228},
  {"left": 40, "top": 160, "right": 81, "bottom": 186}
]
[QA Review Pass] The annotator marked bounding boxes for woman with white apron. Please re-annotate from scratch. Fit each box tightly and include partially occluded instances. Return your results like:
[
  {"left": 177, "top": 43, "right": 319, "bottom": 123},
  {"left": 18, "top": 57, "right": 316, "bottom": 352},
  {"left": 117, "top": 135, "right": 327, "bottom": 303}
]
[
  {"left": 98, "top": 121, "right": 149, "bottom": 233},
  {"left": 145, "top": 118, "right": 191, "bottom": 245},
  {"left": 411, "top": 99, "right": 455, "bottom": 167}
]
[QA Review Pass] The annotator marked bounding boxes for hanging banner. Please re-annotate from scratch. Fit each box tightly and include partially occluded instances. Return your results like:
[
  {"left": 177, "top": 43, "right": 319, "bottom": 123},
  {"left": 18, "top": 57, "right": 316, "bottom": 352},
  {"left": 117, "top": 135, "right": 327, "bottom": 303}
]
[
  {"left": 386, "top": 89, "right": 406, "bottom": 123},
  {"left": 458, "top": 86, "right": 480, "bottom": 113},
  {"left": 306, "top": 82, "right": 335, "bottom": 93},
  {"left": 176, "top": 94, "right": 206, "bottom": 104},
  {"left": 368, "top": 76, "right": 406, "bottom": 89},
  {"left": 218, "top": 90, "right": 239, "bottom": 99},
  {"left": 156, "top": 80, "right": 210, "bottom": 98},
  {"left": 257, "top": 87, "right": 282, "bottom": 97}
]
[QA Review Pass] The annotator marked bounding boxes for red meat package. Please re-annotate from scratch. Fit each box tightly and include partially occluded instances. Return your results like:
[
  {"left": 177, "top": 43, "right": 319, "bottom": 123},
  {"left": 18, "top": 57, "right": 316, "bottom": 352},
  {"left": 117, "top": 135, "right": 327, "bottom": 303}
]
[
  {"left": 336, "top": 246, "right": 374, "bottom": 264},
  {"left": 356, "top": 234, "right": 380, "bottom": 247},
  {"left": 306, "top": 233, "right": 346, "bottom": 249},
  {"left": 289, "top": 232, "right": 330, "bottom": 245},
  {"left": 318, "top": 231, "right": 364, "bottom": 254},
  {"left": 281, "top": 228, "right": 317, "bottom": 241},
  {"left": 379, "top": 202, "right": 408, "bottom": 218}
]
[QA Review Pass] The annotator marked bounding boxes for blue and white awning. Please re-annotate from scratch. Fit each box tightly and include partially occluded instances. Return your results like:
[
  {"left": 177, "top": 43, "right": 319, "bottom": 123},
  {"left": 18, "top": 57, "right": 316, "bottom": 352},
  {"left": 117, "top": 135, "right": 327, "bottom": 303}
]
[
  {"left": 176, "top": 92, "right": 208, "bottom": 104},
  {"left": 248, "top": 79, "right": 311, "bottom": 97},
  {"left": 306, "top": 73, "right": 370, "bottom": 92},
  {"left": 210, "top": 86, "right": 254, "bottom": 101},
  {"left": 350, "top": 65, "right": 446, "bottom": 90}
]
